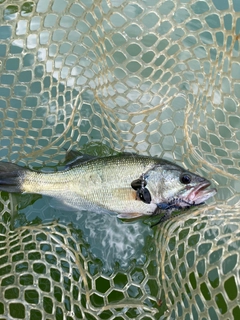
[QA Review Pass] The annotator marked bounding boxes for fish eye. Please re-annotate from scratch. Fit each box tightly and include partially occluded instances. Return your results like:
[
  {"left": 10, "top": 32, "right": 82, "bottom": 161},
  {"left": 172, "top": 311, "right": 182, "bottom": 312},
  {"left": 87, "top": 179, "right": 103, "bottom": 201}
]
[{"left": 180, "top": 173, "right": 192, "bottom": 184}]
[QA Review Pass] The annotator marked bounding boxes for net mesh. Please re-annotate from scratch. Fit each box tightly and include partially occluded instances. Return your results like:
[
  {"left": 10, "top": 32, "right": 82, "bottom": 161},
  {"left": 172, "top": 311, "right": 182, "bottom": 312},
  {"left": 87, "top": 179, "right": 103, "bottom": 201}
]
[{"left": 0, "top": 0, "right": 239, "bottom": 319}]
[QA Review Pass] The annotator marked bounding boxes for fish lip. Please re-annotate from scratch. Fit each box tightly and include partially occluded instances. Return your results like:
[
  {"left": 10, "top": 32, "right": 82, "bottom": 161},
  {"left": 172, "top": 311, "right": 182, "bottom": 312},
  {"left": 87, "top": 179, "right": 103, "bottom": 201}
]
[
  {"left": 194, "top": 181, "right": 211, "bottom": 192},
  {"left": 185, "top": 181, "right": 217, "bottom": 204}
]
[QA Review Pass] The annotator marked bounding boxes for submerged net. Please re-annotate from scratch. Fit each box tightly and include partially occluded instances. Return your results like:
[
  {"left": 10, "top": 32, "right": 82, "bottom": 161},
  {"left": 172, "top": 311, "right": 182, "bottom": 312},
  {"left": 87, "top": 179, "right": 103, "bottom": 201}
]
[{"left": 0, "top": 0, "right": 239, "bottom": 319}]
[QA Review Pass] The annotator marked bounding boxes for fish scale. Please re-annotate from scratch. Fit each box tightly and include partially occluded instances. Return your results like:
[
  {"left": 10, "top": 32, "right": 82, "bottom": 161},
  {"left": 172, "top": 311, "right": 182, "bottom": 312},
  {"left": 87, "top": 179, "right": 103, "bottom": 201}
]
[{"left": 0, "top": 153, "right": 216, "bottom": 221}]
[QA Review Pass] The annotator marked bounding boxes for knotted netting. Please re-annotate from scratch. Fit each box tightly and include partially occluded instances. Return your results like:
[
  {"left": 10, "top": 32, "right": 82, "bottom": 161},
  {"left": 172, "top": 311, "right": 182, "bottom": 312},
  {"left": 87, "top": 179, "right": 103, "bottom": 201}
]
[{"left": 0, "top": 0, "right": 239, "bottom": 319}]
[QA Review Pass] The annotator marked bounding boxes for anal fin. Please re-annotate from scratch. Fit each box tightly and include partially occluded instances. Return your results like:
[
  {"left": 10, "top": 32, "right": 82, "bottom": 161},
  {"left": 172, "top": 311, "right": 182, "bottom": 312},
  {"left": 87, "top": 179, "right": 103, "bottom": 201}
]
[{"left": 48, "top": 197, "right": 79, "bottom": 212}]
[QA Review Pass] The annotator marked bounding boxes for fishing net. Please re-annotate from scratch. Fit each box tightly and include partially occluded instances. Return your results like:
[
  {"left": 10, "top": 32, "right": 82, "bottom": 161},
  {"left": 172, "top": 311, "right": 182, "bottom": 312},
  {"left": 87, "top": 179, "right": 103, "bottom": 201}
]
[{"left": 0, "top": 0, "right": 239, "bottom": 319}]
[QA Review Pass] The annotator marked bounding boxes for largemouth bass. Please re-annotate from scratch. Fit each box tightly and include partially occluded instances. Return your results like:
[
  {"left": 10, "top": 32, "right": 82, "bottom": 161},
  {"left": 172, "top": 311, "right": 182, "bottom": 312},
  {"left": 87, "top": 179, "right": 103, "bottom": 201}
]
[{"left": 0, "top": 153, "right": 217, "bottom": 225}]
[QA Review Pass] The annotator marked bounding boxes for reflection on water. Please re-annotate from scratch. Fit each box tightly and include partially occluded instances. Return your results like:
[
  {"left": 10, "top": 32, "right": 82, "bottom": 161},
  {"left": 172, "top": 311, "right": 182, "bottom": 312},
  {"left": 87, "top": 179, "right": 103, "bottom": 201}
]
[{"left": 14, "top": 163, "right": 156, "bottom": 274}]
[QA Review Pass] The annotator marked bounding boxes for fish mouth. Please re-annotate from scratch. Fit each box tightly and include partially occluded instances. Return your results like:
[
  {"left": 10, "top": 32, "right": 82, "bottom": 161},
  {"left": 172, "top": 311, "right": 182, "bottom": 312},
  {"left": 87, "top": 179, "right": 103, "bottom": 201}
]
[{"left": 184, "top": 181, "right": 217, "bottom": 205}]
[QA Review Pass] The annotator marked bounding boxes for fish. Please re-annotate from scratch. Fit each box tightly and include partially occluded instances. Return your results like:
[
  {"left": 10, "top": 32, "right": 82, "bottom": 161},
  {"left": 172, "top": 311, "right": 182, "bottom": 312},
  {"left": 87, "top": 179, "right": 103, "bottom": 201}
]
[{"left": 0, "top": 152, "right": 217, "bottom": 226}]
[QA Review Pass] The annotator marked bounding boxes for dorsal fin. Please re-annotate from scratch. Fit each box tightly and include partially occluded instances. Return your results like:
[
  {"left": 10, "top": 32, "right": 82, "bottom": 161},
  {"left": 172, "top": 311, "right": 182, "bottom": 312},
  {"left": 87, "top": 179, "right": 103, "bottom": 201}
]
[
  {"left": 64, "top": 149, "right": 137, "bottom": 169},
  {"left": 64, "top": 150, "right": 97, "bottom": 169}
]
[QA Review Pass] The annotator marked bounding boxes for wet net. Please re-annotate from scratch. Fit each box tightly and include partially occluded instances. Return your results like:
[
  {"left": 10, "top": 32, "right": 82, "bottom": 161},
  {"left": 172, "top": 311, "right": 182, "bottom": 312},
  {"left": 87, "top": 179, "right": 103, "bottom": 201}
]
[{"left": 0, "top": 0, "right": 239, "bottom": 319}]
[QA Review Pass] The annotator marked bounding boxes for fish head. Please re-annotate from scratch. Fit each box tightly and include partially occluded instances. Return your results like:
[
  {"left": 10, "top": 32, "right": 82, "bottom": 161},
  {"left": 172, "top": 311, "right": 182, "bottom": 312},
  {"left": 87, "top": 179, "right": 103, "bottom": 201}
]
[{"left": 135, "top": 163, "right": 217, "bottom": 209}]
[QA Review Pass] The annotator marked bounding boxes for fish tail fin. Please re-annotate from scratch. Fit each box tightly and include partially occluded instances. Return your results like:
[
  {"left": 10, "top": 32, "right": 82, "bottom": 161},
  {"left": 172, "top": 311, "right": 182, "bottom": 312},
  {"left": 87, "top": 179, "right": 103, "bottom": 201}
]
[{"left": 0, "top": 162, "right": 28, "bottom": 193}]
